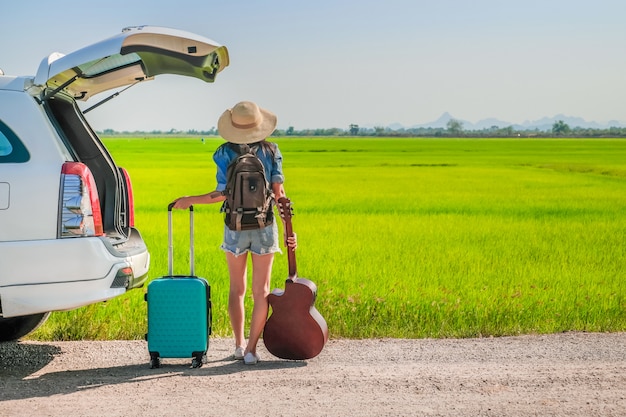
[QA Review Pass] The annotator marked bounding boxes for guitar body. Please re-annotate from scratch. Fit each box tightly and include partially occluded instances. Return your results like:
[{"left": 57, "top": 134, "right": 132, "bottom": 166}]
[
  {"left": 263, "top": 197, "right": 328, "bottom": 360},
  {"left": 264, "top": 277, "right": 328, "bottom": 360}
]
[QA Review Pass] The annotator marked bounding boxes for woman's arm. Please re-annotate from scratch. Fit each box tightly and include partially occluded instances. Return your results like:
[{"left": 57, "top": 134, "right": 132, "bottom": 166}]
[
  {"left": 272, "top": 182, "right": 286, "bottom": 200},
  {"left": 273, "top": 182, "right": 297, "bottom": 250},
  {"left": 171, "top": 190, "right": 225, "bottom": 209}
]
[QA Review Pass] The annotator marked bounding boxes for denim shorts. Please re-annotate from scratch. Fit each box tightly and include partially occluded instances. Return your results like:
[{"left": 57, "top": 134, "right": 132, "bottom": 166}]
[{"left": 220, "top": 221, "right": 281, "bottom": 256}]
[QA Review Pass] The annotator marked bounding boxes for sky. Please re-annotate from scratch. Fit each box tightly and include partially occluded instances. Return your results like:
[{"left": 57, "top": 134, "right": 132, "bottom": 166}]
[{"left": 1, "top": 0, "right": 625, "bottom": 131}]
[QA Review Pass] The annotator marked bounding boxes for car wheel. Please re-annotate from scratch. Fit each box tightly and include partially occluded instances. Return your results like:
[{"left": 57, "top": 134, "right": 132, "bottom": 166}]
[{"left": 0, "top": 313, "right": 50, "bottom": 342}]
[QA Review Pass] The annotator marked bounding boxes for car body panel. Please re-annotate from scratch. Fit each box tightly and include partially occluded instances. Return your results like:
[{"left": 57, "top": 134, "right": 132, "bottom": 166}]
[
  {"left": 0, "top": 182, "right": 8, "bottom": 209},
  {"left": 0, "top": 76, "right": 34, "bottom": 92},
  {"left": 0, "top": 91, "right": 70, "bottom": 241}
]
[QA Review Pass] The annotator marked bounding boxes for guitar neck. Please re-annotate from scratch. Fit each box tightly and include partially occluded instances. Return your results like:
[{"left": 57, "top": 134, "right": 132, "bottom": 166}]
[
  {"left": 278, "top": 197, "right": 297, "bottom": 279},
  {"left": 284, "top": 216, "right": 297, "bottom": 279}
]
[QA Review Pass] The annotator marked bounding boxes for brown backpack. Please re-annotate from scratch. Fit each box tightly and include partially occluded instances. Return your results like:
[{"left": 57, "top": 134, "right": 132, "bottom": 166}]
[{"left": 222, "top": 143, "right": 274, "bottom": 231}]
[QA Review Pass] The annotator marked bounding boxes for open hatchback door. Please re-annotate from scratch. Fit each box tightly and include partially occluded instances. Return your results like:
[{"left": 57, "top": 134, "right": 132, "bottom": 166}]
[{"left": 34, "top": 25, "right": 229, "bottom": 102}]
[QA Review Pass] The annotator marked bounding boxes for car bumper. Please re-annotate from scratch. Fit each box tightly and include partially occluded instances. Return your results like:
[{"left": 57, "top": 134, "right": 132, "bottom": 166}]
[{"left": 0, "top": 234, "right": 150, "bottom": 317}]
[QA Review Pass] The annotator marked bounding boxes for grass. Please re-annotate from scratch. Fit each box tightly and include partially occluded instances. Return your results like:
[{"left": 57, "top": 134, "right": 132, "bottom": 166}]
[{"left": 30, "top": 137, "right": 626, "bottom": 340}]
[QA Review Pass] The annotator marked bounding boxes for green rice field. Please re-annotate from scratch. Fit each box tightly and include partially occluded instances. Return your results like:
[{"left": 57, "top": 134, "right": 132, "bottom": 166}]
[{"left": 31, "top": 137, "right": 626, "bottom": 340}]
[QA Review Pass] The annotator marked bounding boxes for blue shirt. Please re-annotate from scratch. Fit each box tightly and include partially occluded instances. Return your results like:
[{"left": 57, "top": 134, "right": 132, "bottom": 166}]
[{"left": 213, "top": 142, "right": 284, "bottom": 192}]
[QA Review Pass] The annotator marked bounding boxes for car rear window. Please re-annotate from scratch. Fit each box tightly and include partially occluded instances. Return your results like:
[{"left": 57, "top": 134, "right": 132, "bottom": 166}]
[{"left": 0, "top": 120, "right": 29, "bottom": 162}]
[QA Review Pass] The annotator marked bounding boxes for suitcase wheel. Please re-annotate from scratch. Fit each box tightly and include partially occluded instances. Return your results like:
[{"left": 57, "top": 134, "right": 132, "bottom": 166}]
[
  {"left": 191, "top": 352, "right": 204, "bottom": 369},
  {"left": 150, "top": 353, "right": 161, "bottom": 369}
]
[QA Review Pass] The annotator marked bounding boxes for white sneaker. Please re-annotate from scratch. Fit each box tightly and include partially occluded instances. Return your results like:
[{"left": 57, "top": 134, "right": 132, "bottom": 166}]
[
  {"left": 243, "top": 352, "right": 260, "bottom": 365},
  {"left": 233, "top": 346, "right": 245, "bottom": 360}
]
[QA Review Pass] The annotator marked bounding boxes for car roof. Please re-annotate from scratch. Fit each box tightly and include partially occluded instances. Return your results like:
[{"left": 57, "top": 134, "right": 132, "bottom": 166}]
[{"left": 34, "top": 26, "right": 229, "bottom": 101}]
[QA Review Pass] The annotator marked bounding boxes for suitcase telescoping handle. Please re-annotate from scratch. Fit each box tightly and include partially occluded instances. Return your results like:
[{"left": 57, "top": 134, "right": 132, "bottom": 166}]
[{"left": 167, "top": 203, "right": 194, "bottom": 277}]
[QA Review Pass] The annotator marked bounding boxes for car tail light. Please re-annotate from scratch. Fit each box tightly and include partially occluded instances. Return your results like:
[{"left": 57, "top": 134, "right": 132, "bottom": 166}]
[
  {"left": 59, "top": 162, "right": 104, "bottom": 237},
  {"left": 120, "top": 167, "right": 135, "bottom": 228}
]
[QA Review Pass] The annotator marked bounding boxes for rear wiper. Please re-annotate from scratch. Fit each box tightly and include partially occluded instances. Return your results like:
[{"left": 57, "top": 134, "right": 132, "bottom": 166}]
[{"left": 83, "top": 78, "right": 144, "bottom": 114}]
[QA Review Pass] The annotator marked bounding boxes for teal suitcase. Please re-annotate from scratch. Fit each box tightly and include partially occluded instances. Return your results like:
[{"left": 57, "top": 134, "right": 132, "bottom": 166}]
[{"left": 145, "top": 205, "right": 212, "bottom": 368}]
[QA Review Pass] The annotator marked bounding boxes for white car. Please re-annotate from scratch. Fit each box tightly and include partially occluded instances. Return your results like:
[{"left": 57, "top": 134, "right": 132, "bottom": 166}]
[{"left": 0, "top": 26, "right": 229, "bottom": 341}]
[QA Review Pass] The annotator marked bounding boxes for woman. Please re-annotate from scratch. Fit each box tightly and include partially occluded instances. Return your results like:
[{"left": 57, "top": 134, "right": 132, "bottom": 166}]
[{"left": 172, "top": 101, "right": 296, "bottom": 365}]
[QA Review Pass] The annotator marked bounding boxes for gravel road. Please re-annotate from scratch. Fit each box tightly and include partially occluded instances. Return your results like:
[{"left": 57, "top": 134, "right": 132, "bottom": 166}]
[{"left": 1, "top": 332, "right": 625, "bottom": 416}]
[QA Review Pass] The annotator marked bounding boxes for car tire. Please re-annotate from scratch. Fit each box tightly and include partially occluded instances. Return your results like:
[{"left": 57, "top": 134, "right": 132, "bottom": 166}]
[{"left": 0, "top": 312, "right": 51, "bottom": 342}]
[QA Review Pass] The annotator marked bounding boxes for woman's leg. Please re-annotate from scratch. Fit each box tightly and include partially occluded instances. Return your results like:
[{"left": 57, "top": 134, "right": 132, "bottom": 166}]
[
  {"left": 226, "top": 252, "right": 248, "bottom": 349},
  {"left": 245, "top": 252, "right": 274, "bottom": 355}
]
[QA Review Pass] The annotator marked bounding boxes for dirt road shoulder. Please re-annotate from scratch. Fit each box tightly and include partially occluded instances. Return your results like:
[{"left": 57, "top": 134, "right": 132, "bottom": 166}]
[{"left": 1, "top": 332, "right": 625, "bottom": 416}]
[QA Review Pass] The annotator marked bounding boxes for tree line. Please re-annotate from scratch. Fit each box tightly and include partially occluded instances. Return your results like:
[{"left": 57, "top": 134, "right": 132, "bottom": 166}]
[{"left": 99, "top": 120, "right": 626, "bottom": 138}]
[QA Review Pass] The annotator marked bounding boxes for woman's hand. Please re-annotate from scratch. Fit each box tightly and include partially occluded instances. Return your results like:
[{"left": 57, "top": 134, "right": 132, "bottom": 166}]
[
  {"left": 285, "top": 233, "right": 297, "bottom": 250},
  {"left": 171, "top": 196, "right": 192, "bottom": 210}
]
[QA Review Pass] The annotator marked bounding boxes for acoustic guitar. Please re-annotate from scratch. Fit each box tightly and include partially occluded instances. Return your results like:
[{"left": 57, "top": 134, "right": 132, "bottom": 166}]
[{"left": 263, "top": 197, "right": 328, "bottom": 360}]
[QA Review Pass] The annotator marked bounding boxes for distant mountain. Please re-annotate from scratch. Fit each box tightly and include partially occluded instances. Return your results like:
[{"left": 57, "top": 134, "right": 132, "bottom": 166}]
[
  {"left": 427, "top": 112, "right": 455, "bottom": 128},
  {"left": 387, "top": 113, "right": 626, "bottom": 131}
]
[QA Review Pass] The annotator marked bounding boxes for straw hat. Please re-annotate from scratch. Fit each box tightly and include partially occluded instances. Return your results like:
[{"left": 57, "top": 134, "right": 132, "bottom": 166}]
[{"left": 217, "top": 101, "right": 277, "bottom": 144}]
